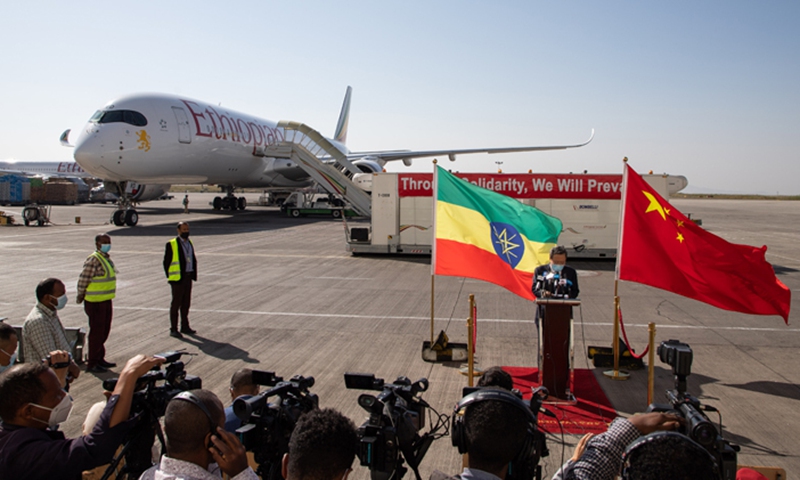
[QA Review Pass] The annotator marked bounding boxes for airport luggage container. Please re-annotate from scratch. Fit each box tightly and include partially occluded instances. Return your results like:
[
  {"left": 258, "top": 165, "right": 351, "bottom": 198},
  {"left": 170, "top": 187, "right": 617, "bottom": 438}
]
[
  {"left": 0, "top": 175, "right": 31, "bottom": 205},
  {"left": 345, "top": 171, "right": 687, "bottom": 257}
]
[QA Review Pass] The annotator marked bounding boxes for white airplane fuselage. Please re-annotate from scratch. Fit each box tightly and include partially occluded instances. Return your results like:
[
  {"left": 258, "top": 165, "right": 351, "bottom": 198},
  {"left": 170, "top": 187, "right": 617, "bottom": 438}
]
[
  {"left": 73, "top": 93, "right": 335, "bottom": 188},
  {"left": 0, "top": 160, "right": 92, "bottom": 178}
]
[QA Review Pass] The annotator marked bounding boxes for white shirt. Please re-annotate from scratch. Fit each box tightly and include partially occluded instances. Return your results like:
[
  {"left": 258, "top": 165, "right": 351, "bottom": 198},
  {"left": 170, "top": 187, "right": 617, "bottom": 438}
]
[{"left": 139, "top": 456, "right": 258, "bottom": 480}]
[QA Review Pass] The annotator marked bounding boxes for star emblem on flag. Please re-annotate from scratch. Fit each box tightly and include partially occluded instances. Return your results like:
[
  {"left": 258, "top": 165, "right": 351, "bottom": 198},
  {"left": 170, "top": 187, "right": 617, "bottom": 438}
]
[{"left": 490, "top": 222, "right": 524, "bottom": 269}]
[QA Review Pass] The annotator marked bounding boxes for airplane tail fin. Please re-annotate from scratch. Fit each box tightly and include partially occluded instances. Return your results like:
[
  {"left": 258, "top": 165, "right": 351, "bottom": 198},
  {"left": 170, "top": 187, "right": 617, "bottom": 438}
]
[
  {"left": 60, "top": 129, "right": 73, "bottom": 147},
  {"left": 333, "top": 86, "right": 352, "bottom": 145}
]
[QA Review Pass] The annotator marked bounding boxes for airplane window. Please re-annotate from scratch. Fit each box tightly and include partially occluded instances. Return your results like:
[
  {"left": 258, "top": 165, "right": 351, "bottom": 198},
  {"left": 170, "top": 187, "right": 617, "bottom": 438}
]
[
  {"left": 123, "top": 110, "right": 148, "bottom": 126},
  {"left": 96, "top": 110, "right": 148, "bottom": 127},
  {"left": 89, "top": 110, "right": 103, "bottom": 122}
]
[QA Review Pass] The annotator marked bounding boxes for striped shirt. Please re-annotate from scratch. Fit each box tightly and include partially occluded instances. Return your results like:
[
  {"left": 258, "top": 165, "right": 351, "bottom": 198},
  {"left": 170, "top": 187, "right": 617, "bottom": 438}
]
[
  {"left": 22, "top": 302, "right": 71, "bottom": 364},
  {"left": 565, "top": 418, "right": 641, "bottom": 480}
]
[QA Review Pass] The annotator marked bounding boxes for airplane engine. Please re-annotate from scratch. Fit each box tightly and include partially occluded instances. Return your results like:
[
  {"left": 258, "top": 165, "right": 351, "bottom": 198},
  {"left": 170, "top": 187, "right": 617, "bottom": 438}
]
[
  {"left": 352, "top": 158, "right": 383, "bottom": 173},
  {"left": 105, "top": 181, "right": 171, "bottom": 202},
  {"left": 129, "top": 183, "right": 171, "bottom": 202}
]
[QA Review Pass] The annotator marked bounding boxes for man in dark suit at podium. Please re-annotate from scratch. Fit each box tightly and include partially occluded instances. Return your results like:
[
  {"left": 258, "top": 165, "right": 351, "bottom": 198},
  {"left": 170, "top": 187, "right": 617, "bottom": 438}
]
[{"left": 533, "top": 245, "right": 579, "bottom": 328}]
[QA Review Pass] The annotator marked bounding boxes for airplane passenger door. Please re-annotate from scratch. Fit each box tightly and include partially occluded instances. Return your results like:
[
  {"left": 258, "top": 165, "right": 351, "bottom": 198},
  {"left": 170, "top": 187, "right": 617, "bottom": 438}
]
[{"left": 171, "top": 107, "right": 192, "bottom": 144}]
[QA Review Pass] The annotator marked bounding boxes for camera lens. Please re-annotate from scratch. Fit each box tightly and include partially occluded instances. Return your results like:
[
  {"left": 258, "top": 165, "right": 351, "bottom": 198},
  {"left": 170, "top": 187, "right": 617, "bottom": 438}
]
[
  {"left": 359, "top": 394, "right": 376, "bottom": 409},
  {"left": 692, "top": 423, "right": 716, "bottom": 447}
]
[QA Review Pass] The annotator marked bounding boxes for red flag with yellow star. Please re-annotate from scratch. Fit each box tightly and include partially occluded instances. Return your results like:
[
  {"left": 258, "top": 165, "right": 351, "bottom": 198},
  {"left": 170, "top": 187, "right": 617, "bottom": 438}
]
[{"left": 617, "top": 164, "right": 791, "bottom": 323}]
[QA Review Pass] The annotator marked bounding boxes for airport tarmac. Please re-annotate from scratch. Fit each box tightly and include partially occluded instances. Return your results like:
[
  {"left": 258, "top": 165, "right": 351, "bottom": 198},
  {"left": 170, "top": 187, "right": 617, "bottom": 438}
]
[{"left": 0, "top": 193, "right": 798, "bottom": 478}]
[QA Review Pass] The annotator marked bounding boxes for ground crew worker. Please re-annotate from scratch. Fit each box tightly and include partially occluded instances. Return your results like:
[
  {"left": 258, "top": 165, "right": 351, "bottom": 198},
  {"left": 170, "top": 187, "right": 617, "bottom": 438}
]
[
  {"left": 183, "top": 194, "right": 189, "bottom": 214},
  {"left": 164, "top": 222, "right": 197, "bottom": 338},
  {"left": 77, "top": 233, "right": 117, "bottom": 373}
]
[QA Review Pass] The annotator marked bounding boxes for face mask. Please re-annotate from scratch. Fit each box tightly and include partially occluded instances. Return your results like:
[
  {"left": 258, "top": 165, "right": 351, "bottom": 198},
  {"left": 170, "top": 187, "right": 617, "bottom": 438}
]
[
  {"left": 99, "top": 244, "right": 111, "bottom": 253},
  {"left": 54, "top": 294, "right": 68, "bottom": 310},
  {"left": 551, "top": 264, "right": 565, "bottom": 273},
  {"left": 180, "top": 232, "right": 190, "bottom": 240},
  {"left": 0, "top": 348, "right": 17, "bottom": 372},
  {"left": 30, "top": 394, "right": 73, "bottom": 428}
]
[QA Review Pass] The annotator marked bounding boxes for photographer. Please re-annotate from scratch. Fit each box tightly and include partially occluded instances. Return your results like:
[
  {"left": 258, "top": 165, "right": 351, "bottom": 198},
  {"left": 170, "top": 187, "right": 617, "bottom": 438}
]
[
  {"left": 562, "top": 412, "right": 686, "bottom": 480},
  {"left": 432, "top": 388, "right": 532, "bottom": 480},
  {"left": 224, "top": 368, "right": 260, "bottom": 433},
  {"left": 140, "top": 389, "right": 258, "bottom": 480},
  {"left": 281, "top": 408, "right": 358, "bottom": 480},
  {"left": 0, "top": 353, "right": 164, "bottom": 480}
]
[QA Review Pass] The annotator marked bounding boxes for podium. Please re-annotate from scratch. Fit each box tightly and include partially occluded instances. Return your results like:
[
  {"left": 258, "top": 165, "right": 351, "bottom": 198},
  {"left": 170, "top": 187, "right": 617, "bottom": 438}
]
[{"left": 536, "top": 298, "right": 579, "bottom": 403}]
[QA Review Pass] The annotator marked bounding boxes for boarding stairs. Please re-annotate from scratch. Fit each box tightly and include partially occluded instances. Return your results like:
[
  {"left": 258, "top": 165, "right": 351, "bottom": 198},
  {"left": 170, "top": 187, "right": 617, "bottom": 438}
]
[{"left": 261, "top": 121, "right": 372, "bottom": 217}]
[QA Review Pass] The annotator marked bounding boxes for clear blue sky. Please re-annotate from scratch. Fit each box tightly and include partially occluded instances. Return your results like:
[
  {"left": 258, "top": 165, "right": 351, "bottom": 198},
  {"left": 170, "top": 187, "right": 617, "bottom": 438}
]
[{"left": 1, "top": 1, "right": 798, "bottom": 194}]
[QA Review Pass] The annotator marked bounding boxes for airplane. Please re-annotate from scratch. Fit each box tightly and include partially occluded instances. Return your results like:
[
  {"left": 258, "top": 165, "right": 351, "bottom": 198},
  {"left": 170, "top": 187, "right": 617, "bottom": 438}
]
[
  {"left": 0, "top": 160, "right": 169, "bottom": 205},
  {"left": 0, "top": 160, "right": 92, "bottom": 178},
  {"left": 68, "top": 87, "right": 594, "bottom": 226}
]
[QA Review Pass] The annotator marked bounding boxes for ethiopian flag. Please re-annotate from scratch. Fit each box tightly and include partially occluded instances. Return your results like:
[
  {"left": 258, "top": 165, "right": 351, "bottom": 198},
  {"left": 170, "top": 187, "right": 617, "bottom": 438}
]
[{"left": 433, "top": 166, "right": 563, "bottom": 300}]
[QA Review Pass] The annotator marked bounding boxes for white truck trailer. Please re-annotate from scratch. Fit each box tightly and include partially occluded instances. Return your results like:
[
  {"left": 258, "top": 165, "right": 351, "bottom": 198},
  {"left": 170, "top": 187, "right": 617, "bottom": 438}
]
[{"left": 345, "top": 171, "right": 687, "bottom": 257}]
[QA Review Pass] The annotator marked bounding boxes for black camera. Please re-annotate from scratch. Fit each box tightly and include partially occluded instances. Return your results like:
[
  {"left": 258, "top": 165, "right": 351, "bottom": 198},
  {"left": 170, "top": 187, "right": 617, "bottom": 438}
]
[
  {"left": 657, "top": 339, "right": 693, "bottom": 379},
  {"left": 648, "top": 340, "right": 738, "bottom": 480},
  {"left": 344, "top": 372, "right": 447, "bottom": 480},
  {"left": 100, "top": 350, "right": 201, "bottom": 480},
  {"left": 234, "top": 372, "right": 318, "bottom": 480}
]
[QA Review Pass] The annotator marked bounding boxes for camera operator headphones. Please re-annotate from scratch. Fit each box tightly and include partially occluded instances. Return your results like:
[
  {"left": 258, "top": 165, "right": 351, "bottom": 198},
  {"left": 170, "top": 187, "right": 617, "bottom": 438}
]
[
  {"left": 171, "top": 391, "right": 217, "bottom": 434},
  {"left": 451, "top": 388, "right": 538, "bottom": 464}
]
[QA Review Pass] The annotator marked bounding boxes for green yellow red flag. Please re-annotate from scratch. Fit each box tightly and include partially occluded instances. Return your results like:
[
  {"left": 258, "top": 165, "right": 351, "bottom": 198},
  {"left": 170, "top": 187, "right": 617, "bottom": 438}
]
[{"left": 433, "top": 166, "right": 562, "bottom": 300}]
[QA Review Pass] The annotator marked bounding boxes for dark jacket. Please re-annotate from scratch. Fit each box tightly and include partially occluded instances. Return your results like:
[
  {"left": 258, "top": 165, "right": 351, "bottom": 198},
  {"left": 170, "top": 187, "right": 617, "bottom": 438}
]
[
  {"left": 163, "top": 237, "right": 198, "bottom": 282},
  {"left": 0, "top": 395, "right": 134, "bottom": 480}
]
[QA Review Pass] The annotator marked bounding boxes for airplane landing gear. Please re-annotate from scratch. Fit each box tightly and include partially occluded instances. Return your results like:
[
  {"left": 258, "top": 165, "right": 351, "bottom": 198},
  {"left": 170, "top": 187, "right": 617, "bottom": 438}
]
[
  {"left": 212, "top": 186, "right": 246, "bottom": 211},
  {"left": 110, "top": 182, "right": 139, "bottom": 226},
  {"left": 112, "top": 209, "right": 138, "bottom": 227}
]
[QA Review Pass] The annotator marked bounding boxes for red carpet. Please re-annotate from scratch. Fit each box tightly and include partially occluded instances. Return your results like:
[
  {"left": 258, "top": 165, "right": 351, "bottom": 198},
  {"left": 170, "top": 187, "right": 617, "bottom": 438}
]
[{"left": 502, "top": 366, "right": 617, "bottom": 435}]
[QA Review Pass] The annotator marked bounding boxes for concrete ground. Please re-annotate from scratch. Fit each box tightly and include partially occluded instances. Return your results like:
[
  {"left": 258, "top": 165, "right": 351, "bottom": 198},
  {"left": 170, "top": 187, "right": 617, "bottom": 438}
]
[{"left": 0, "top": 193, "right": 797, "bottom": 478}]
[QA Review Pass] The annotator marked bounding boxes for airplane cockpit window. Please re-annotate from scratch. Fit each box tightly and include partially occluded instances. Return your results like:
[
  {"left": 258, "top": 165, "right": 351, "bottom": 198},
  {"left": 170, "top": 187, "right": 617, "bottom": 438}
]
[{"left": 92, "top": 109, "right": 148, "bottom": 127}]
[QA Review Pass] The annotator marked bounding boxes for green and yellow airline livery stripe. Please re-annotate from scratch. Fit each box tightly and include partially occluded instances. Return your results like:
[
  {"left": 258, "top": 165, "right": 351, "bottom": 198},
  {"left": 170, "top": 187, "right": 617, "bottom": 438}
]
[{"left": 433, "top": 166, "right": 562, "bottom": 300}]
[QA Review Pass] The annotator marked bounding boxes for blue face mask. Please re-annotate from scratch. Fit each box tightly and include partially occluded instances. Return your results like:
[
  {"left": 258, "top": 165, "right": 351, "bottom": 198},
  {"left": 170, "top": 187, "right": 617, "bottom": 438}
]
[
  {"left": 99, "top": 244, "right": 111, "bottom": 253},
  {"left": 551, "top": 264, "right": 565, "bottom": 273},
  {"left": 55, "top": 294, "right": 68, "bottom": 310},
  {"left": 0, "top": 348, "right": 17, "bottom": 373}
]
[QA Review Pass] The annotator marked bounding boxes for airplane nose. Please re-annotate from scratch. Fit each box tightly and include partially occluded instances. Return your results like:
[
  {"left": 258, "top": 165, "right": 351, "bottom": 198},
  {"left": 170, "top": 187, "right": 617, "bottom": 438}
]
[{"left": 73, "top": 129, "right": 108, "bottom": 177}]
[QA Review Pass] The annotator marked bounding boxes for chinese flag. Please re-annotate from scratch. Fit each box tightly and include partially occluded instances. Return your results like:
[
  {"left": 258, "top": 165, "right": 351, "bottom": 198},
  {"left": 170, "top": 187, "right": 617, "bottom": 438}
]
[{"left": 617, "top": 164, "right": 791, "bottom": 323}]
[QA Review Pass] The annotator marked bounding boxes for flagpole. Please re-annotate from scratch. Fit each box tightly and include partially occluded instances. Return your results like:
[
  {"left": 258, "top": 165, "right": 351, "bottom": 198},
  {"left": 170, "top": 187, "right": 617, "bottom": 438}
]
[
  {"left": 430, "top": 274, "right": 435, "bottom": 345},
  {"left": 604, "top": 158, "right": 630, "bottom": 381},
  {"left": 431, "top": 159, "right": 438, "bottom": 345}
]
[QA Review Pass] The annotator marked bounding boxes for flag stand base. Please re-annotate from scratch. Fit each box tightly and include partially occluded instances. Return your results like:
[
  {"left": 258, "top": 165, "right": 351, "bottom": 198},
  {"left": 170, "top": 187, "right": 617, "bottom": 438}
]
[
  {"left": 421, "top": 330, "right": 469, "bottom": 363},
  {"left": 603, "top": 369, "right": 630, "bottom": 381}
]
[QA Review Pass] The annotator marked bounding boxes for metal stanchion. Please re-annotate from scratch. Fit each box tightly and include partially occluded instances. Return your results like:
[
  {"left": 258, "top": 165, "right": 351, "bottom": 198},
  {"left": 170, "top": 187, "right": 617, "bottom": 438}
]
[
  {"left": 647, "top": 322, "right": 656, "bottom": 406},
  {"left": 604, "top": 280, "right": 630, "bottom": 380},
  {"left": 467, "top": 294, "right": 475, "bottom": 387}
]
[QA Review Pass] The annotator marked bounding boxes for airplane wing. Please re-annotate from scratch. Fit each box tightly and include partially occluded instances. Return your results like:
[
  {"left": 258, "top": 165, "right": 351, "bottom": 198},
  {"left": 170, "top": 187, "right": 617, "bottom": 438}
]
[{"left": 345, "top": 129, "right": 594, "bottom": 165}]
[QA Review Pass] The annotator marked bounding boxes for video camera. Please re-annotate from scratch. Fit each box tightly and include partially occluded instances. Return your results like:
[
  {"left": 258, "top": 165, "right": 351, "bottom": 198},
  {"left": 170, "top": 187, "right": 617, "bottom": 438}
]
[
  {"left": 100, "top": 350, "right": 200, "bottom": 480},
  {"left": 344, "top": 372, "right": 447, "bottom": 480},
  {"left": 648, "top": 340, "right": 739, "bottom": 479},
  {"left": 234, "top": 371, "right": 318, "bottom": 480}
]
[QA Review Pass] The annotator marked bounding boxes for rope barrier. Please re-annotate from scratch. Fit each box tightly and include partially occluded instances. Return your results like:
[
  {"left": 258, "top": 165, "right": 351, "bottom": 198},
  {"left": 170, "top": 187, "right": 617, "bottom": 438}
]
[{"left": 618, "top": 305, "right": 649, "bottom": 359}]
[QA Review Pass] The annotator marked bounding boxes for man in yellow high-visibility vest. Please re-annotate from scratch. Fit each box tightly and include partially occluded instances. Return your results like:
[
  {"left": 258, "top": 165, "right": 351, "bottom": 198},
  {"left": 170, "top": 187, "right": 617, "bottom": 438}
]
[
  {"left": 77, "top": 234, "right": 116, "bottom": 373},
  {"left": 163, "top": 222, "right": 197, "bottom": 338}
]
